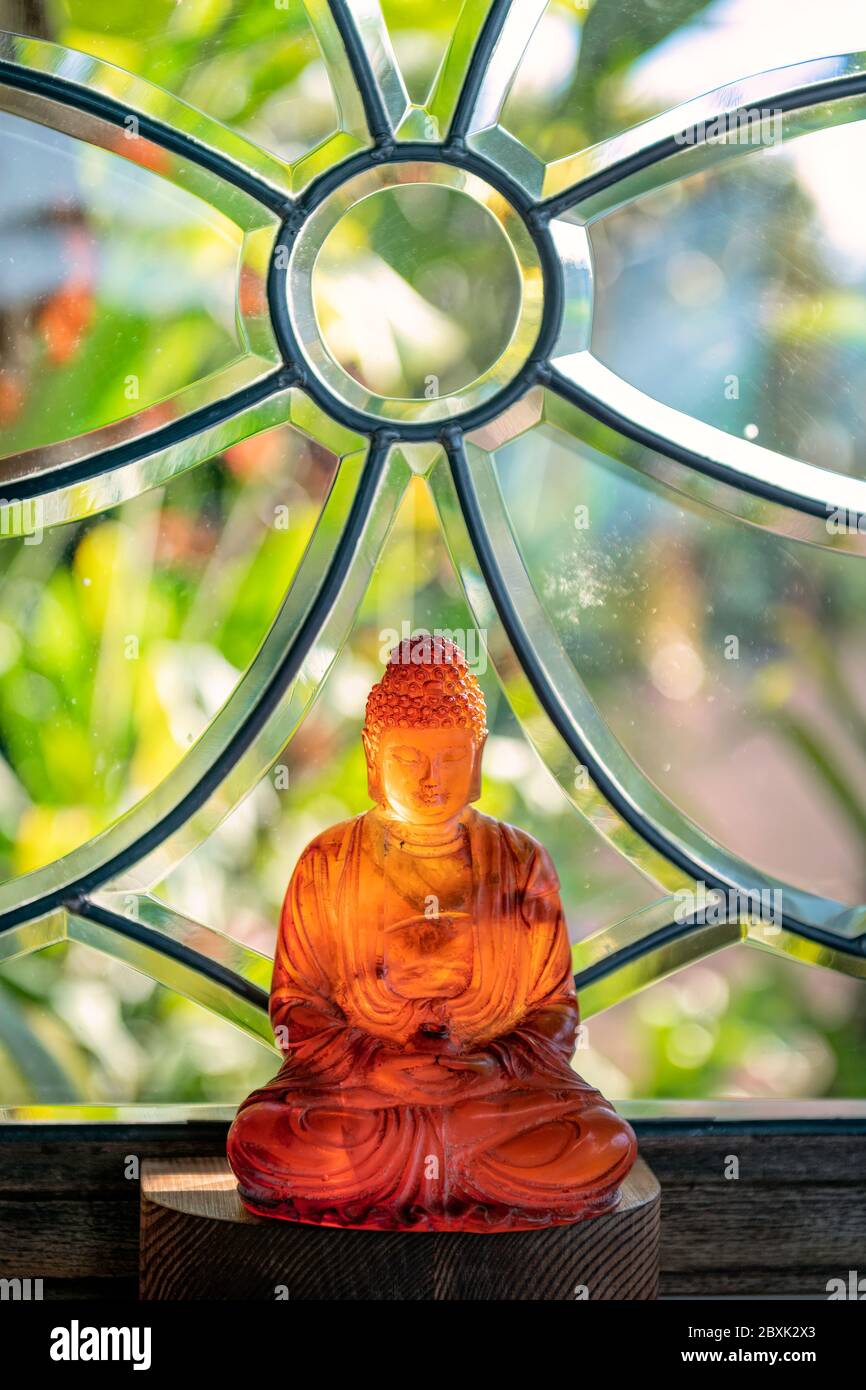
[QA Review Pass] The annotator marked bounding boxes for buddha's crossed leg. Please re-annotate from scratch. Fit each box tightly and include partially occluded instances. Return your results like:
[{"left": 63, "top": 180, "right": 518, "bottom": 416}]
[
  {"left": 228, "top": 1082, "right": 636, "bottom": 1230},
  {"left": 444, "top": 1087, "right": 637, "bottom": 1223}
]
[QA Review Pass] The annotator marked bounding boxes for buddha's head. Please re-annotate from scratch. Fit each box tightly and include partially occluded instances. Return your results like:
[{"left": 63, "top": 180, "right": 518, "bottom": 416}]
[{"left": 362, "top": 635, "right": 487, "bottom": 826}]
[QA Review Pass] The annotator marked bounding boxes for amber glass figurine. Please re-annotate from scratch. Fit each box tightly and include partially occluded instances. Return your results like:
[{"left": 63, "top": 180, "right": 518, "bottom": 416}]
[{"left": 228, "top": 636, "right": 637, "bottom": 1231}]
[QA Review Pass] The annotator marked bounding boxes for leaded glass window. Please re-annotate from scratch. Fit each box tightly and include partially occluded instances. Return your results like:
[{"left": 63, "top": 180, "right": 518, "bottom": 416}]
[{"left": 0, "top": 0, "right": 865, "bottom": 1119}]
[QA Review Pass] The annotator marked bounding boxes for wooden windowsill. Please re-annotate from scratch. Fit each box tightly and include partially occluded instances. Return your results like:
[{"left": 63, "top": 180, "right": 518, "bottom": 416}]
[{"left": 0, "top": 1120, "right": 863, "bottom": 1299}]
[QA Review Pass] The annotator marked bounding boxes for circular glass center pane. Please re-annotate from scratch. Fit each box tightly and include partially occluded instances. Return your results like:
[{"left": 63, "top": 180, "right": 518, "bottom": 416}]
[{"left": 311, "top": 184, "right": 523, "bottom": 401}]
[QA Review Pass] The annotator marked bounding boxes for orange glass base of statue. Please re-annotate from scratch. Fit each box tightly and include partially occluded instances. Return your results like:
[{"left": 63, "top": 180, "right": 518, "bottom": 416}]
[{"left": 228, "top": 636, "right": 637, "bottom": 1232}]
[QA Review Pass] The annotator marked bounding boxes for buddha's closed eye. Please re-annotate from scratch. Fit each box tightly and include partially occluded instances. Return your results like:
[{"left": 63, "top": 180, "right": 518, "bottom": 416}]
[{"left": 392, "top": 748, "right": 422, "bottom": 764}]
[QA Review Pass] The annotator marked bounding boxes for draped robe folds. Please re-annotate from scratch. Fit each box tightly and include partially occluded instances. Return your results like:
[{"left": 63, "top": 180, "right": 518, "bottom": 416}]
[{"left": 228, "top": 809, "right": 637, "bottom": 1231}]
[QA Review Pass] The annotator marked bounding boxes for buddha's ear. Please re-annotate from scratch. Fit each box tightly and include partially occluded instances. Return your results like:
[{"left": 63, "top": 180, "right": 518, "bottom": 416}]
[
  {"left": 361, "top": 729, "right": 382, "bottom": 802},
  {"left": 468, "top": 735, "right": 486, "bottom": 802}
]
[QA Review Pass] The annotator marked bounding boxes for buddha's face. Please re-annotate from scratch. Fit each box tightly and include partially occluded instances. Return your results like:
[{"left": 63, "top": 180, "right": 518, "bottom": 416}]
[{"left": 372, "top": 726, "right": 480, "bottom": 825}]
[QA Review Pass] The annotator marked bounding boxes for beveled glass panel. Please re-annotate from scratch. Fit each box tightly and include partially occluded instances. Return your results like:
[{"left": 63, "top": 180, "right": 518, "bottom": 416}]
[
  {"left": 494, "top": 413, "right": 866, "bottom": 907},
  {"left": 499, "top": 0, "right": 866, "bottom": 167},
  {"left": 380, "top": 0, "right": 463, "bottom": 106},
  {"left": 288, "top": 161, "right": 543, "bottom": 424},
  {"left": 497, "top": 0, "right": 587, "bottom": 164},
  {"left": 157, "top": 469, "right": 657, "bottom": 951},
  {"left": 0, "top": 110, "right": 254, "bottom": 459},
  {"left": 0, "top": 939, "right": 273, "bottom": 1104},
  {"left": 580, "top": 947, "right": 866, "bottom": 1104},
  {"left": 1, "top": 0, "right": 341, "bottom": 170},
  {"left": 312, "top": 182, "right": 523, "bottom": 399},
  {"left": 589, "top": 119, "right": 866, "bottom": 478},
  {"left": 0, "top": 421, "right": 337, "bottom": 889}
]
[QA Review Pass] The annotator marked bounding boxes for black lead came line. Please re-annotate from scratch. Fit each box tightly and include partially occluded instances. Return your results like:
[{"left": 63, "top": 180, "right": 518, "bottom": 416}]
[
  {"left": 545, "top": 366, "right": 838, "bottom": 522},
  {"left": 326, "top": 0, "right": 395, "bottom": 147},
  {"left": 537, "top": 68, "right": 866, "bottom": 222},
  {"left": 67, "top": 897, "right": 269, "bottom": 1012},
  {"left": 0, "top": 368, "right": 296, "bottom": 503},
  {"left": 576, "top": 907, "right": 866, "bottom": 990},
  {"left": 0, "top": 59, "right": 293, "bottom": 216},
  {"left": 446, "top": 0, "right": 513, "bottom": 144}
]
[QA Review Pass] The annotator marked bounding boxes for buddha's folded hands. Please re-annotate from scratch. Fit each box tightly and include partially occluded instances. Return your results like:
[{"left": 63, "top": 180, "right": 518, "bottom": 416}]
[
  {"left": 276, "top": 992, "right": 587, "bottom": 1103},
  {"left": 363, "top": 1044, "right": 501, "bottom": 1103}
]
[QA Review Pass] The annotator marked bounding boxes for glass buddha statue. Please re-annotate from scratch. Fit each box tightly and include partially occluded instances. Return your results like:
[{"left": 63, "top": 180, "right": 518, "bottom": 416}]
[{"left": 228, "top": 636, "right": 637, "bottom": 1231}]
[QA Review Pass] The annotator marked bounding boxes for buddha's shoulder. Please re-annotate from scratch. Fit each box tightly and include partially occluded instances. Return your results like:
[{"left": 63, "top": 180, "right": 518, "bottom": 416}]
[
  {"left": 472, "top": 812, "right": 559, "bottom": 883},
  {"left": 294, "top": 814, "right": 366, "bottom": 869}
]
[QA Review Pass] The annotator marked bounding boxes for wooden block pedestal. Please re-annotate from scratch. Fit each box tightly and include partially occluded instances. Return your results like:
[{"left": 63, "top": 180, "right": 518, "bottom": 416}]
[{"left": 140, "top": 1157, "right": 660, "bottom": 1300}]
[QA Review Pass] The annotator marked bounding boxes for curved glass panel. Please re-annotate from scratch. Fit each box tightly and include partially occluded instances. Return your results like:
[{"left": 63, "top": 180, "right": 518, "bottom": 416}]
[
  {"left": 0, "top": 109, "right": 261, "bottom": 460},
  {"left": 498, "top": 0, "right": 589, "bottom": 164},
  {"left": 581, "top": 947, "right": 866, "bottom": 1103},
  {"left": 589, "top": 119, "right": 866, "bottom": 479},
  {"left": 286, "top": 160, "right": 544, "bottom": 425},
  {"left": 610, "top": 0, "right": 866, "bottom": 123},
  {"left": 1, "top": 0, "right": 341, "bottom": 172},
  {"left": 311, "top": 179, "right": 525, "bottom": 399},
  {"left": 494, "top": 415, "right": 866, "bottom": 907},
  {"left": 381, "top": 0, "right": 463, "bottom": 106},
  {"left": 0, "top": 421, "right": 337, "bottom": 889},
  {"left": 0, "top": 939, "right": 272, "bottom": 1104},
  {"left": 499, "top": 0, "right": 866, "bottom": 168}
]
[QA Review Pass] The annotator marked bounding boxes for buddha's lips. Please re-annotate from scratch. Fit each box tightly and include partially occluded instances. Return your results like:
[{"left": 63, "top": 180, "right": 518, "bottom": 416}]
[{"left": 413, "top": 789, "right": 446, "bottom": 807}]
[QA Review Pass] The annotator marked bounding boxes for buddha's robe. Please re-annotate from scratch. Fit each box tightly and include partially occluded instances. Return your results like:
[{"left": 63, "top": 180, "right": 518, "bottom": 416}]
[{"left": 228, "top": 808, "right": 637, "bottom": 1231}]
